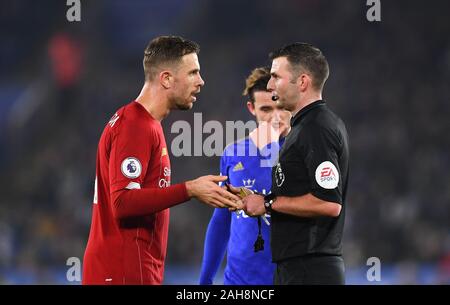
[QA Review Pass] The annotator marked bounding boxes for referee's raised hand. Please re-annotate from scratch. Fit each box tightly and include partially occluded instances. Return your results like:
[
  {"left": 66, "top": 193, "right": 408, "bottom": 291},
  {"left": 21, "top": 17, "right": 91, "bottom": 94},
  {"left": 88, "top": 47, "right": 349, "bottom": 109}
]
[{"left": 186, "top": 175, "right": 243, "bottom": 209}]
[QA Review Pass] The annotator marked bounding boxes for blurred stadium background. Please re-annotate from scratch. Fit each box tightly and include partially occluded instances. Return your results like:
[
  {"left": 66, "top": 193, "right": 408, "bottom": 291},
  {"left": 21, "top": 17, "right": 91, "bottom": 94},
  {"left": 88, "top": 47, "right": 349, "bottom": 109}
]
[{"left": 0, "top": 0, "right": 449, "bottom": 284}]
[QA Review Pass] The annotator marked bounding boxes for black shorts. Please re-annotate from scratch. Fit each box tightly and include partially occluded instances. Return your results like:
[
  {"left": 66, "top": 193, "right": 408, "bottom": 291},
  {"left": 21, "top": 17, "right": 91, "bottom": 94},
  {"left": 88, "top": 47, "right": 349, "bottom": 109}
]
[{"left": 274, "top": 254, "right": 345, "bottom": 285}]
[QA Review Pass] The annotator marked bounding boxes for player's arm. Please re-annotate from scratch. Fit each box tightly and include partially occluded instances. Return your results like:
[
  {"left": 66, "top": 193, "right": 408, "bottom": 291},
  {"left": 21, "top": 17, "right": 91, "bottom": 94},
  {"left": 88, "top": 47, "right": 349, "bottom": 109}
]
[
  {"left": 199, "top": 152, "right": 233, "bottom": 284},
  {"left": 108, "top": 120, "right": 187, "bottom": 219},
  {"left": 109, "top": 120, "right": 240, "bottom": 220},
  {"left": 111, "top": 183, "right": 188, "bottom": 219},
  {"left": 112, "top": 176, "right": 240, "bottom": 219},
  {"left": 199, "top": 208, "right": 232, "bottom": 285}
]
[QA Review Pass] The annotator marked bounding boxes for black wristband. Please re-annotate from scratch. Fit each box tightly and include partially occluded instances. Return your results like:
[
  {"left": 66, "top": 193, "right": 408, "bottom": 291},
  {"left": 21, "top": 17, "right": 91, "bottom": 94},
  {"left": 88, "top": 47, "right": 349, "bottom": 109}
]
[{"left": 263, "top": 193, "right": 276, "bottom": 213}]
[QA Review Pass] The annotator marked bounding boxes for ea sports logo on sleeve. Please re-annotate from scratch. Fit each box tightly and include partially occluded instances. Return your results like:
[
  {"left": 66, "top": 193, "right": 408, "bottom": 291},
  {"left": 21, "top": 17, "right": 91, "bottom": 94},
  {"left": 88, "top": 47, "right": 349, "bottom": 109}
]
[
  {"left": 315, "top": 161, "right": 339, "bottom": 189},
  {"left": 121, "top": 157, "right": 142, "bottom": 179}
]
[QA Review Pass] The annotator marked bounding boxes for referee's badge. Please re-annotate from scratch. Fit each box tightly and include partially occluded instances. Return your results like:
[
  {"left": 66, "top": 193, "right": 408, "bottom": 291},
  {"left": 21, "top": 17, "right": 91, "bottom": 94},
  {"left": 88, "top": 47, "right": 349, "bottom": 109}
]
[
  {"left": 121, "top": 157, "right": 142, "bottom": 179},
  {"left": 275, "top": 162, "right": 285, "bottom": 187},
  {"left": 315, "top": 161, "right": 339, "bottom": 189}
]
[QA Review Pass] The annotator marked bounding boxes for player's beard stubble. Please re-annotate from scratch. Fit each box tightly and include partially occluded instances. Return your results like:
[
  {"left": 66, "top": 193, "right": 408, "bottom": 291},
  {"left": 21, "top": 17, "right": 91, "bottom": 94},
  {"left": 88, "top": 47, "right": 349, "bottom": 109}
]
[{"left": 169, "top": 95, "right": 193, "bottom": 111}]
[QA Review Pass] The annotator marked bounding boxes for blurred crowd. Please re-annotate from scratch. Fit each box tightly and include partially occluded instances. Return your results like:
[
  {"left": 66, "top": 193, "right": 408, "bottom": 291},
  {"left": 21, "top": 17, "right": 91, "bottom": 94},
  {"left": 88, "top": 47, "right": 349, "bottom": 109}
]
[{"left": 0, "top": 0, "right": 449, "bottom": 284}]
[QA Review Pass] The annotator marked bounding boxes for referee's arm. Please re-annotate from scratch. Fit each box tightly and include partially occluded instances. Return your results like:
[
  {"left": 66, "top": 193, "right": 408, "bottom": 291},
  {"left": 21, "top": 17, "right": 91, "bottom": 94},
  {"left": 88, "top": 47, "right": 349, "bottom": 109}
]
[
  {"left": 272, "top": 119, "right": 344, "bottom": 218},
  {"left": 271, "top": 194, "right": 341, "bottom": 218}
]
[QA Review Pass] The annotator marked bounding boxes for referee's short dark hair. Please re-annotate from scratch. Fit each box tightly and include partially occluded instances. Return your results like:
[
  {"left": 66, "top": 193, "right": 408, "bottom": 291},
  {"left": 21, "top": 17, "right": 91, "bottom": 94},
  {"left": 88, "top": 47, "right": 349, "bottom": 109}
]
[
  {"left": 269, "top": 42, "right": 329, "bottom": 91},
  {"left": 143, "top": 36, "right": 200, "bottom": 81}
]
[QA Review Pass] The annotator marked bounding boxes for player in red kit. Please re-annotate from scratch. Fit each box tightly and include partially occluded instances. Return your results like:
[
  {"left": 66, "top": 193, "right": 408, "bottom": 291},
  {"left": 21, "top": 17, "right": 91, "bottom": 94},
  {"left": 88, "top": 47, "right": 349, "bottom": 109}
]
[{"left": 82, "top": 36, "right": 242, "bottom": 285}]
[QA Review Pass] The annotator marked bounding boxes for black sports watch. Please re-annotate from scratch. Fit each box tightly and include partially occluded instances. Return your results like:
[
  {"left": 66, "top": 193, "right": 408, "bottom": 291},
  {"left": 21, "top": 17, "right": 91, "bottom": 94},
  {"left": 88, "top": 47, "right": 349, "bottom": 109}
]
[{"left": 263, "top": 193, "right": 276, "bottom": 213}]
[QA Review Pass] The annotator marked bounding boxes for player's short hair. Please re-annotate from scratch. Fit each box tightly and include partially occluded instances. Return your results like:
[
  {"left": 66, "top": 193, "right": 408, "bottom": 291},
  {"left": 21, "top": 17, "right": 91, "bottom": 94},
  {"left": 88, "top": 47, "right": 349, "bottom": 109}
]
[
  {"left": 269, "top": 42, "right": 329, "bottom": 91},
  {"left": 143, "top": 36, "right": 200, "bottom": 81},
  {"left": 242, "top": 66, "right": 271, "bottom": 103}
]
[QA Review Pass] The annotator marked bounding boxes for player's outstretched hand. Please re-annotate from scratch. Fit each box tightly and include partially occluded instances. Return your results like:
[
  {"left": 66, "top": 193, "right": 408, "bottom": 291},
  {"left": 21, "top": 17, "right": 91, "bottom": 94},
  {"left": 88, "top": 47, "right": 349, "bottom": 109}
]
[
  {"left": 186, "top": 175, "right": 243, "bottom": 209},
  {"left": 225, "top": 184, "right": 253, "bottom": 211},
  {"left": 224, "top": 184, "right": 241, "bottom": 196}
]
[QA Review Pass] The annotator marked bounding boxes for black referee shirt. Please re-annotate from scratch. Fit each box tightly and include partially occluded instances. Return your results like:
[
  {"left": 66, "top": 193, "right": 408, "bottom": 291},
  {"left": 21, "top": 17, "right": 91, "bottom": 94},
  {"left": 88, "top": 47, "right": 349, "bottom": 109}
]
[{"left": 271, "top": 100, "right": 349, "bottom": 262}]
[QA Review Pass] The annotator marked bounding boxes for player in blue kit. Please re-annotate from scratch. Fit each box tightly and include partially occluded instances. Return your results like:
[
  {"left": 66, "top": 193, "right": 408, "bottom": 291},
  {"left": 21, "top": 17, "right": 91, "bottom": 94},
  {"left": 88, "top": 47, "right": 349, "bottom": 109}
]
[{"left": 199, "top": 67, "right": 291, "bottom": 285}]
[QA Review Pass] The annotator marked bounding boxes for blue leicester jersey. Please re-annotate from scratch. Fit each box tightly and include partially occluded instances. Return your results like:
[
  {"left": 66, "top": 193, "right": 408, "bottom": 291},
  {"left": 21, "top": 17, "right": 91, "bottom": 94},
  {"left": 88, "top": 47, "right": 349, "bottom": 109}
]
[{"left": 200, "top": 137, "right": 283, "bottom": 285}]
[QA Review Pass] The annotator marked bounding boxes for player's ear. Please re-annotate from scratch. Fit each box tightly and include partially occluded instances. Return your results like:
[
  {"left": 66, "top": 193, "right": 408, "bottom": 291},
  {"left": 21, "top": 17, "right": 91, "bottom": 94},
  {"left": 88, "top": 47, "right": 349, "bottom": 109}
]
[
  {"left": 246, "top": 101, "right": 256, "bottom": 116},
  {"left": 160, "top": 71, "right": 172, "bottom": 89}
]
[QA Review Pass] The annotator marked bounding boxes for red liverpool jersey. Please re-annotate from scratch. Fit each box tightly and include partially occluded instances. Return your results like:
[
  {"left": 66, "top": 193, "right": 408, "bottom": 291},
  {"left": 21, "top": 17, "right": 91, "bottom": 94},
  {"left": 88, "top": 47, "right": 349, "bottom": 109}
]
[{"left": 83, "top": 101, "right": 189, "bottom": 285}]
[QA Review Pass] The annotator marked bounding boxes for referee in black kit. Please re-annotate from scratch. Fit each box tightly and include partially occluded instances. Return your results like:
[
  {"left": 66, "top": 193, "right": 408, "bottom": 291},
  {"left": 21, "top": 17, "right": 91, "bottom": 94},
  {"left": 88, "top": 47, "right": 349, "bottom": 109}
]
[{"left": 238, "top": 42, "right": 349, "bottom": 285}]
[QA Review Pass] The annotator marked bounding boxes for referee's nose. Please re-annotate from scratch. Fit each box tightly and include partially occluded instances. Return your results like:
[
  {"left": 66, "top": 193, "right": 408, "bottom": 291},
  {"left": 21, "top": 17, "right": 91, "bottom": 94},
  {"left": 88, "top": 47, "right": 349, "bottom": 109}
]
[{"left": 267, "top": 76, "right": 275, "bottom": 92}]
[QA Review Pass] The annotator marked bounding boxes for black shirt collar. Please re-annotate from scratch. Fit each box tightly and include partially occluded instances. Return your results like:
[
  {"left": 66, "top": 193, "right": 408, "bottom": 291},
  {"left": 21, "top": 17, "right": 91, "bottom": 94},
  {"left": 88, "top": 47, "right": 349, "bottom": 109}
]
[{"left": 290, "top": 100, "right": 326, "bottom": 126}]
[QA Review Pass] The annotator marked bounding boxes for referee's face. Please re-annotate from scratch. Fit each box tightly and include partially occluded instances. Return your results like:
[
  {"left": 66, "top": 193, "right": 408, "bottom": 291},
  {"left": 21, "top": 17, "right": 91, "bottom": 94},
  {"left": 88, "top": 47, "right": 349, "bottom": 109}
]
[{"left": 268, "top": 57, "right": 299, "bottom": 112}]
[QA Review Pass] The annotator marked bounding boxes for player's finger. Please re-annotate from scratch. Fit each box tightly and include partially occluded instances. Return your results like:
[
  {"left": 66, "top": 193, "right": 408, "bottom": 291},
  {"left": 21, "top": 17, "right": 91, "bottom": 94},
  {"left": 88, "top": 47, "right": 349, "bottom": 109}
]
[
  {"left": 218, "top": 188, "right": 241, "bottom": 202},
  {"left": 217, "top": 196, "right": 242, "bottom": 209},
  {"left": 213, "top": 184, "right": 240, "bottom": 201},
  {"left": 209, "top": 175, "right": 228, "bottom": 183},
  {"left": 209, "top": 198, "right": 225, "bottom": 208},
  {"left": 226, "top": 184, "right": 241, "bottom": 195}
]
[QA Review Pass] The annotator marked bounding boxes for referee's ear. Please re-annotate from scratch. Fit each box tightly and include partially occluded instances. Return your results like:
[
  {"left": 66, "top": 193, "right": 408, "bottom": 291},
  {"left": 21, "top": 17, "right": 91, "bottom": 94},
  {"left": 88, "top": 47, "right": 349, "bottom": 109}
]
[{"left": 297, "top": 73, "right": 313, "bottom": 93}]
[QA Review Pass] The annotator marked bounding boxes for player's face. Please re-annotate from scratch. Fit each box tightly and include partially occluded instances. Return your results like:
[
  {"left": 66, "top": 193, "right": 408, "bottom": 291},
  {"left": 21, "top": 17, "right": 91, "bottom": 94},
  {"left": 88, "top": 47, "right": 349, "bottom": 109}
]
[
  {"left": 171, "top": 53, "right": 205, "bottom": 110},
  {"left": 249, "top": 91, "right": 291, "bottom": 137},
  {"left": 267, "top": 57, "right": 299, "bottom": 112},
  {"left": 272, "top": 105, "right": 292, "bottom": 138}
]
